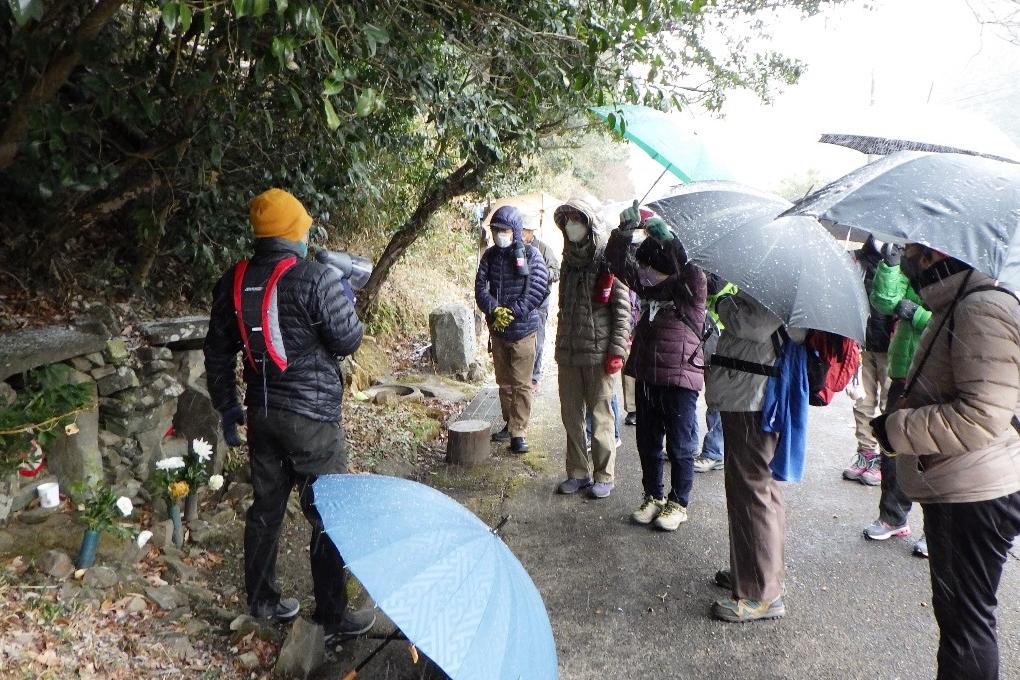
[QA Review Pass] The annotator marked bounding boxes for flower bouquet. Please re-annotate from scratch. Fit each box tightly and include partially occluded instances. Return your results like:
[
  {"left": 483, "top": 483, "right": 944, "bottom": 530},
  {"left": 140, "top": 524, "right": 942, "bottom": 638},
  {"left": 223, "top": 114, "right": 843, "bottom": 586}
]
[
  {"left": 152, "top": 438, "right": 223, "bottom": 545},
  {"left": 71, "top": 479, "right": 134, "bottom": 568}
]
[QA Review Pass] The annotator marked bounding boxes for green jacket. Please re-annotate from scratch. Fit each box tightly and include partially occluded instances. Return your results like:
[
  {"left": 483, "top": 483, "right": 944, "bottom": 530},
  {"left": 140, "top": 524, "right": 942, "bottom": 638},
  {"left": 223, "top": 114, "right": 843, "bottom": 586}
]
[{"left": 869, "top": 262, "right": 932, "bottom": 379}]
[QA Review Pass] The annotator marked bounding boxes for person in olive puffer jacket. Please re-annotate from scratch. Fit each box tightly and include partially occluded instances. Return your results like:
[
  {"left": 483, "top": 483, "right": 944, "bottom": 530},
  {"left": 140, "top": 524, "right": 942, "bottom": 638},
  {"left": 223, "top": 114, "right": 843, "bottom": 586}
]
[
  {"left": 606, "top": 205, "right": 707, "bottom": 531},
  {"left": 204, "top": 188, "right": 375, "bottom": 643},
  {"left": 475, "top": 205, "right": 550, "bottom": 454},
  {"left": 553, "top": 198, "right": 631, "bottom": 499}
]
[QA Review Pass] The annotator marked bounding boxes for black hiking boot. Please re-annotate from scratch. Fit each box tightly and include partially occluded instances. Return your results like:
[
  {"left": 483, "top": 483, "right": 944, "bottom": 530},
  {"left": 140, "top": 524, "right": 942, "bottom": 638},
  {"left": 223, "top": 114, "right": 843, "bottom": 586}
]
[{"left": 510, "top": 437, "right": 529, "bottom": 453}]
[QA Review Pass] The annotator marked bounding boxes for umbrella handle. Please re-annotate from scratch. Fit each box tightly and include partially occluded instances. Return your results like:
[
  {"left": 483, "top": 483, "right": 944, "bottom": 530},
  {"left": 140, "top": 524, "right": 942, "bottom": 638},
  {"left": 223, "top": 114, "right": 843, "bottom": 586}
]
[
  {"left": 492, "top": 514, "right": 511, "bottom": 535},
  {"left": 345, "top": 628, "right": 404, "bottom": 678}
]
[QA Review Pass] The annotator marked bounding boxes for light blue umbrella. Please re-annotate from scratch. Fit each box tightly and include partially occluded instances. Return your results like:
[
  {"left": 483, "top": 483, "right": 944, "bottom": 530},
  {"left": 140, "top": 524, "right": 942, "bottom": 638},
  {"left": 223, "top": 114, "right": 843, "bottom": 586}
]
[
  {"left": 314, "top": 474, "right": 558, "bottom": 680},
  {"left": 591, "top": 104, "right": 735, "bottom": 184}
]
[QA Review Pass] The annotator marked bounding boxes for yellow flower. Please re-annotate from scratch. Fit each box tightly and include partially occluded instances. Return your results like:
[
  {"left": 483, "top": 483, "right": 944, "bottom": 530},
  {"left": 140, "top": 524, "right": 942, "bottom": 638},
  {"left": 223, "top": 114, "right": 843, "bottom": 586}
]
[{"left": 169, "top": 481, "right": 190, "bottom": 500}]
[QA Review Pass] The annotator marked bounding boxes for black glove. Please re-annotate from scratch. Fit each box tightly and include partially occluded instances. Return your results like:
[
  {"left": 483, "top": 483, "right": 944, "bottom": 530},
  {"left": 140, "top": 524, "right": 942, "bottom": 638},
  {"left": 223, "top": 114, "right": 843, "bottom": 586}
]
[
  {"left": 220, "top": 404, "right": 245, "bottom": 447},
  {"left": 881, "top": 243, "right": 903, "bottom": 267},
  {"left": 870, "top": 413, "right": 894, "bottom": 454},
  {"left": 894, "top": 299, "right": 918, "bottom": 321}
]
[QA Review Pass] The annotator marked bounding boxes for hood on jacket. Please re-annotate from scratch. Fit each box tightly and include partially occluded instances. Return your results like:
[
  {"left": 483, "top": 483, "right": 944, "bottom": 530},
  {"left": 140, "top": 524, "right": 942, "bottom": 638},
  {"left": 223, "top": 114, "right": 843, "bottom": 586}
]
[
  {"left": 555, "top": 198, "right": 607, "bottom": 261},
  {"left": 489, "top": 205, "right": 525, "bottom": 244}
]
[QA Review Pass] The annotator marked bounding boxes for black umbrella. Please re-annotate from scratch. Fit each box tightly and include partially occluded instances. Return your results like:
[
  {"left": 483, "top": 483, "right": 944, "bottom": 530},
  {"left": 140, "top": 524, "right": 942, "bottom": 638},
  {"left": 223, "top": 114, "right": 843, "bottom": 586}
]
[
  {"left": 788, "top": 150, "right": 1020, "bottom": 291},
  {"left": 648, "top": 182, "right": 869, "bottom": 342},
  {"left": 818, "top": 133, "right": 1020, "bottom": 164}
]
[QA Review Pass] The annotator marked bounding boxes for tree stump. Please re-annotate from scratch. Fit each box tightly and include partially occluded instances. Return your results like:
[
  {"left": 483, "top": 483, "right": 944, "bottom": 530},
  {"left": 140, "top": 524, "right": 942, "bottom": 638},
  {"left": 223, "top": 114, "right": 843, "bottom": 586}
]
[{"left": 446, "top": 419, "right": 492, "bottom": 466}]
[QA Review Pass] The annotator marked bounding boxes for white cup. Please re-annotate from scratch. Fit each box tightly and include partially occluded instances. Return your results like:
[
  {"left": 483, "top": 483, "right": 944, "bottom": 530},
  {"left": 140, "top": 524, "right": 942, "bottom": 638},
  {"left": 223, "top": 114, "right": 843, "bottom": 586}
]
[{"left": 37, "top": 482, "right": 60, "bottom": 509}]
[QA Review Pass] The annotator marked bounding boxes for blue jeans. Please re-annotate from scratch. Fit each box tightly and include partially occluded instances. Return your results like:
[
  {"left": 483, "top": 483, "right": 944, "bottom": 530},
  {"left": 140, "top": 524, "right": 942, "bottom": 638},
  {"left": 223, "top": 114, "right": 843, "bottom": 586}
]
[
  {"left": 701, "top": 409, "right": 724, "bottom": 461},
  {"left": 636, "top": 382, "right": 698, "bottom": 505},
  {"left": 532, "top": 304, "right": 549, "bottom": 384},
  {"left": 586, "top": 393, "right": 621, "bottom": 442}
]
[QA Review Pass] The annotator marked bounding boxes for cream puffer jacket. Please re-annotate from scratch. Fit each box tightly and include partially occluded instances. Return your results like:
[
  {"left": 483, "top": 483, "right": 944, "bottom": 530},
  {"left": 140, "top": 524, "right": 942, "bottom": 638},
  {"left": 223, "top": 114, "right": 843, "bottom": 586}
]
[{"left": 887, "top": 269, "right": 1020, "bottom": 504}]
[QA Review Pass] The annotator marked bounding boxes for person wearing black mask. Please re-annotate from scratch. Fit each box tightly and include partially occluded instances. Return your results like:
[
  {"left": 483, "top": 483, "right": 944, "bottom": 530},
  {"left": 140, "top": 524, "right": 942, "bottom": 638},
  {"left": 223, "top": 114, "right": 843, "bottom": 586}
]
[{"left": 871, "top": 244, "right": 1020, "bottom": 680}]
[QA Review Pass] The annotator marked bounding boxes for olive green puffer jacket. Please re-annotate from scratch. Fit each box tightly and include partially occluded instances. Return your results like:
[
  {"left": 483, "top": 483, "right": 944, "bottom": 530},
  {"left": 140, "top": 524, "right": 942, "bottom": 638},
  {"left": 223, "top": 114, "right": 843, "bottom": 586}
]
[{"left": 553, "top": 199, "right": 631, "bottom": 368}]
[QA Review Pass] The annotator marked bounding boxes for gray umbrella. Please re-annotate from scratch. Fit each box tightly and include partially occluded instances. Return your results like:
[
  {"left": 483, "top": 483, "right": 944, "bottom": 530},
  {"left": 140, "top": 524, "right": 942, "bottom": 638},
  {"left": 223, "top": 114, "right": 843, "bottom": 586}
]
[
  {"left": 788, "top": 150, "right": 1020, "bottom": 290},
  {"left": 648, "top": 182, "right": 869, "bottom": 342}
]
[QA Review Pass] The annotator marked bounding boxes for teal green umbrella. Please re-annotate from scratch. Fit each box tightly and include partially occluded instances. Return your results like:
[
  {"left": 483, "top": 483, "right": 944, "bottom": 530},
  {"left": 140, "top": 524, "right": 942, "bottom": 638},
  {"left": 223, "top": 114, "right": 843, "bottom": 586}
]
[{"left": 592, "top": 104, "right": 735, "bottom": 184}]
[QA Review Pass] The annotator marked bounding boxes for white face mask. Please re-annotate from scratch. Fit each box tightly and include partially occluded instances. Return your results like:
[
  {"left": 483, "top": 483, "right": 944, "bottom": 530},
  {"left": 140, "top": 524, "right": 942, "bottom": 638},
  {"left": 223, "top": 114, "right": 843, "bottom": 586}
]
[
  {"left": 493, "top": 231, "right": 513, "bottom": 249},
  {"left": 631, "top": 230, "right": 647, "bottom": 244},
  {"left": 564, "top": 219, "right": 588, "bottom": 243}
]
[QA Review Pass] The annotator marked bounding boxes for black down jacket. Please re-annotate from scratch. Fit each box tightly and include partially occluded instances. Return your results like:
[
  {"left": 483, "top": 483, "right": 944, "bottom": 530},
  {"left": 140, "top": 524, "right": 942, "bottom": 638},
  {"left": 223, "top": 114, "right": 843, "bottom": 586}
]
[
  {"left": 204, "top": 238, "right": 363, "bottom": 422},
  {"left": 475, "top": 206, "right": 550, "bottom": 342}
]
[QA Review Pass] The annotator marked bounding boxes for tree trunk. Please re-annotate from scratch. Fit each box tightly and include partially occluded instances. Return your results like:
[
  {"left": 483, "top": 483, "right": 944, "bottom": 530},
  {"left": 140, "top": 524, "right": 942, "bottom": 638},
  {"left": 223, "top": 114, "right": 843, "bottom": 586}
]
[
  {"left": 0, "top": 0, "right": 127, "bottom": 170},
  {"left": 356, "top": 158, "right": 490, "bottom": 318},
  {"left": 446, "top": 419, "right": 492, "bottom": 466}
]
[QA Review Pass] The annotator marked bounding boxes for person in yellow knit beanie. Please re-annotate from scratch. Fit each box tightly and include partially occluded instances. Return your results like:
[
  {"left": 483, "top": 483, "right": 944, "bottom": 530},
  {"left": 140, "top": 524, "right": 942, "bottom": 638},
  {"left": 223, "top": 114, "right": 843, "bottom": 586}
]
[
  {"left": 249, "top": 188, "right": 313, "bottom": 242},
  {"left": 203, "top": 187, "right": 377, "bottom": 643}
]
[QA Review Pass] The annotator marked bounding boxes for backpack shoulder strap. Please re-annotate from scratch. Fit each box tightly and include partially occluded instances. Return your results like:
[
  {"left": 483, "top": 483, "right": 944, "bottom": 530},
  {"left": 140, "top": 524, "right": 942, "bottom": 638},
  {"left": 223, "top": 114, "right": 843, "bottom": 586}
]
[
  {"left": 948, "top": 284, "right": 1019, "bottom": 346},
  {"left": 232, "top": 259, "right": 257, "bottom": 370},
  {"left": 947, "top": 282, "right": 1020, "bottom": 437},
  {"left": 261, "top": 256, "right": 299, "bottom": 372}
]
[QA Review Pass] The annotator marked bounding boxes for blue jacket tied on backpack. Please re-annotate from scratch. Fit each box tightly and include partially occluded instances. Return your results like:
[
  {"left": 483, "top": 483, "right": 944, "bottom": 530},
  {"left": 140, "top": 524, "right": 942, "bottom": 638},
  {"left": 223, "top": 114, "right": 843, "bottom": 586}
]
[
  {"left": 762, "top": 337, "right": 809, "bottom": 482},
  {"left": 475, "top": 206, "right": 550, "bottom": 342}
]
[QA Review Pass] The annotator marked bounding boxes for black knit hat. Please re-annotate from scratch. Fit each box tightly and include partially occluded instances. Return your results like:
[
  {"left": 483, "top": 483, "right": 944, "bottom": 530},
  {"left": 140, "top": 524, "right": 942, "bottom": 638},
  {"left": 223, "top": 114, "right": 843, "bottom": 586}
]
[{"left": 635, "top": 238, "right": 677, "bottom": 276}]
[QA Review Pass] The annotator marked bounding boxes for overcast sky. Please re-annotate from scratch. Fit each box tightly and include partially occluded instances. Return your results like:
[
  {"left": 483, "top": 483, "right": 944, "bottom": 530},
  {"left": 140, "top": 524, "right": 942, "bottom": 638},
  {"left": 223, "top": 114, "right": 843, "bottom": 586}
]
[{"left": 629, "top": 0, "right": 1020, "bottom": 198}]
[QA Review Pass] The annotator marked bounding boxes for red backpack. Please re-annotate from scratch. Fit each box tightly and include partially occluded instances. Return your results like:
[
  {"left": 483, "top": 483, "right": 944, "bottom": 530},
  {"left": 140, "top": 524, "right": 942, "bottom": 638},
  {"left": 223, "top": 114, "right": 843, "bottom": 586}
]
[{"left": 804, "top": 331, "right": 860, "bottom": 406}]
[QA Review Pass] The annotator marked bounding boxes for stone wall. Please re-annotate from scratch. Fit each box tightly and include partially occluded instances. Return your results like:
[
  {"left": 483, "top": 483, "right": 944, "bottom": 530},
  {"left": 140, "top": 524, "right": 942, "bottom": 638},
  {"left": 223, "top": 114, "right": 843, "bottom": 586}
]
[{"left": 0, "top": 317, "right": 221, "bottom": 523}]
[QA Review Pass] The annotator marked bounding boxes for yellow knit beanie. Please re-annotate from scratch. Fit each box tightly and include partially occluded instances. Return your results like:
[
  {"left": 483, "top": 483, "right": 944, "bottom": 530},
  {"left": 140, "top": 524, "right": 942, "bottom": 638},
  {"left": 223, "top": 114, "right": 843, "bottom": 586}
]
[{"left": 249, "top": 188, "right": 313, "bottom": 241}]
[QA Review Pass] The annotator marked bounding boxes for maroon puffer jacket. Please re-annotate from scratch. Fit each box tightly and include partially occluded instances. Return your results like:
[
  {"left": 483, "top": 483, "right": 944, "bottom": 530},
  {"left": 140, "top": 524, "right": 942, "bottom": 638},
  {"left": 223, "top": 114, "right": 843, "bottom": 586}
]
[{"left": 606, "top": 229, "right": 708, "bottom": 391}]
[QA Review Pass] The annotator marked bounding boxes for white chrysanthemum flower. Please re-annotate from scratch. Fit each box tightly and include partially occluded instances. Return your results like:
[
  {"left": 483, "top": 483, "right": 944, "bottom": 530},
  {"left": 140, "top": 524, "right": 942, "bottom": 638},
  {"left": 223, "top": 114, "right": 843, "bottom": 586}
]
[
  {"left": 207, "top": 474, "right": 224, "bottom": 491},
  {"left": 136, "top": 530, "right": 153, "bottom": 548},
  {"left": 115, "top": 496, "right": 133, "bottom": 517},
  {"left": 193, "top": 438, "right": 213, "bottom": 463},
  {"left": 155, "top": 457, "right": 185, "bottom": 471}
]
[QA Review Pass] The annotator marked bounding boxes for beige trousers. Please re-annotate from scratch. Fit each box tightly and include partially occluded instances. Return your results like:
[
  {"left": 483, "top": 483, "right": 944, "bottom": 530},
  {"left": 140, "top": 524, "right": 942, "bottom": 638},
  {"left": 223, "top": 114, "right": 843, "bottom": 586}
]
[
  {"left": 491, "top": 333, "right": 537, "bottom": 437},
  {"left": 559, "top": 364, "right": 616, "bottom": 483},
  {"left": 722, "top": 411, "right": 785, "bottom": 603},
  {"left": 852, "top": 351, "right": 889, "bottom": 452}
]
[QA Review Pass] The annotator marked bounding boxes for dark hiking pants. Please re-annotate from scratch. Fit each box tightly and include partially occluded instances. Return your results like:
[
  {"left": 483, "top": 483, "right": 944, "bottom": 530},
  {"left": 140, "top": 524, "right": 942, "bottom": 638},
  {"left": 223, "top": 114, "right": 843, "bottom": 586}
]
[
  {"left": 245, "top": 408, "right": 349, "bottom": 625},
  {"left": 922, "top": 490, "right": 1020, "bottom": 680},
  {"left": 878, "top": 379, "right": 913, "bottom": 526},
  {"left": 636, "top": 382, "right": 699, "bottom": 505}
]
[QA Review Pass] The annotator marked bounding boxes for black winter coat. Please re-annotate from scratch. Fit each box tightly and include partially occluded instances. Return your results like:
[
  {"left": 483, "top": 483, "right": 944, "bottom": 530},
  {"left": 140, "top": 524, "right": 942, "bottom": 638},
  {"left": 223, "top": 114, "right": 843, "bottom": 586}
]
[
  {"left": 475, "top": 214, "right": 550, "bottom": 342},
  {"left": 856, "top": 242, "right": 894, "bottom": 353},
  {"left": 204, "top": 238, "right": 363, "bottom": 422}
]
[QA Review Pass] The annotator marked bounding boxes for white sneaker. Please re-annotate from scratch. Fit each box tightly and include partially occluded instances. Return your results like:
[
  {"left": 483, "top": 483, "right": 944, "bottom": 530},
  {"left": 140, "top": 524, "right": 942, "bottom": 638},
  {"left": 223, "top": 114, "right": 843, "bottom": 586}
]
[
  {"left": 693, "top": 456, "right": 724, "bottom": 473},
  {"left": 652, "top": 501, "right": 688, "bottom": 531},
  {"left": 631, "top": 495, "right": 666, "bottom": 524}
]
